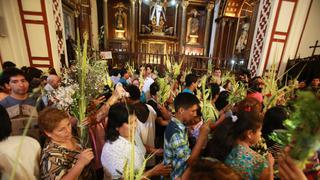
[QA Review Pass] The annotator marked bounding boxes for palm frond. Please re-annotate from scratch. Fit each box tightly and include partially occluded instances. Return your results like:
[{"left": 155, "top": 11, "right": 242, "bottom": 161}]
[
  {"left": 157, "top": 76, "right": 171, "bottom": 105},
  {"left": 269, "top": 91, "right": 320, "bottom": 168}
]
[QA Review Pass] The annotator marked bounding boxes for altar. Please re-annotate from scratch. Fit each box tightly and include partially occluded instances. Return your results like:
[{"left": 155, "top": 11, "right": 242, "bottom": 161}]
[{"left": 104, "top": 0, "right": 214, "bottom": 64}]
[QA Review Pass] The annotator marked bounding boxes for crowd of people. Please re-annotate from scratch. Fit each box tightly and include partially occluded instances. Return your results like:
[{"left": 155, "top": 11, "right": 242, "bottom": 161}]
[{"left": 0, "top": 60, "right": 319, "bottom": 180}]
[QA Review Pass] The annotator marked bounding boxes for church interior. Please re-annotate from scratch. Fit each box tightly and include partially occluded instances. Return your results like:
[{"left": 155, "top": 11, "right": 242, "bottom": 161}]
[
  {"left": 0, "top": 1, "right": 320, "bottom": 180},
  {"left": 0, "top": 0, "right": 319, "bottom": 79}
]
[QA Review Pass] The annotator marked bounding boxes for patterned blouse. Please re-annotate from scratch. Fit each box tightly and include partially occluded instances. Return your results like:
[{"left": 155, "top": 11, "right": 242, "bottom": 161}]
[
  {"left": 40, "top": 140, "right": 94, "bottom": 180},
  {"left": 225, "top": 144, "right": 268, "bottom": 180}
]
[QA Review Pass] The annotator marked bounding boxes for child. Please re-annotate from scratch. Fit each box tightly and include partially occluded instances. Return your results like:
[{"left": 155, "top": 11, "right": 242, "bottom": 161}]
[{"left": 186, "top": 107, "right": 203, "bottom": 149}]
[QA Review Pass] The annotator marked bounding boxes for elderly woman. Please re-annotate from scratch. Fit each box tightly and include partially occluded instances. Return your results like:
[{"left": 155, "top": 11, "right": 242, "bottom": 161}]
[
  {"left": 39, "top": 108, "right": 95, "bottom": 180},
  {"left": 101, "top": 103, "right": 171, "bottom": 179}
]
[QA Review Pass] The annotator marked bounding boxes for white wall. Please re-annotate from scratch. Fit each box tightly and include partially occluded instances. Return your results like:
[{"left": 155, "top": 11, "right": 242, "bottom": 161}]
[
  {"left": 0, "top": 0, "right": 62, "bottom": 73},
  {"left": 0, "top": 0, "right": 29, "bottom": 70},
  {"left": 278, "top": 0, "right": 313, "bottom": 75},
  {"left": 255, "top": 0, "right": 280, "bottom": 76},
  {"left": 295, "top": 0, "right": 320, "bottom": 58},
  {"left": 254, "top": 0, "right": 314, "bottom": 76},
  {"left": 45, "top": 0, "right": 61, "bottom": 74}
]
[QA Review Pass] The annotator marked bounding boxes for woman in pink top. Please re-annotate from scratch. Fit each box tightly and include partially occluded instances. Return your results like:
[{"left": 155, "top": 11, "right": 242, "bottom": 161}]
[{"left": 247, "top": 77, "right": 264, "bottom": 104}]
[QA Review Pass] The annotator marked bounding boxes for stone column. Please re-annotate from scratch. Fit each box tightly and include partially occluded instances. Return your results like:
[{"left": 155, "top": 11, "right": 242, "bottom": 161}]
[
  {"left": 103, "top": 0, "right": 108, "bottom": 49},
  {"left": 138, "top": 0, "right": 142, "bottom": 34},
  {"left": 174, "top": 4, "right": 179, "bottom": 36},
  {"left": 90, "top": 0, "right": 99, "bottom": 50},
  {"left": 224, "top": 20, "right": 233, "bottom": 68},
  {"left": 180, "top": 0, "right": 189, "bottom": 54},
  {"left": 218, "top": 19, "right": 226, "bottom": 67},
  {"left": 203, "top": 3, "right": 214, "bottom": 56},
  {"left": 78, "top": 0, "right": 91, "bottom": 45},
  {"left": 130, "top": 0, "right": 136, "bottom": 52}
]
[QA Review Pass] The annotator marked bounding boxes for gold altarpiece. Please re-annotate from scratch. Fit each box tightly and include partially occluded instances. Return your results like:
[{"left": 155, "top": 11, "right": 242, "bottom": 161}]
[{"left": 104, "top": 0, "right": 214, "bottom": 65}]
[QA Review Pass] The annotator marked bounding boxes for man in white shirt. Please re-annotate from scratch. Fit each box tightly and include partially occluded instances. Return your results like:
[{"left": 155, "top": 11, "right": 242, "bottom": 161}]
[
  {"left": 126, "top": 85, "right": 159, "bottom": 166},
  {"left": 142, "top": 65, "right": 155, "bottom": 100},
  {"left": 42, "top": 74, "right": 61, "bottom": 106}
]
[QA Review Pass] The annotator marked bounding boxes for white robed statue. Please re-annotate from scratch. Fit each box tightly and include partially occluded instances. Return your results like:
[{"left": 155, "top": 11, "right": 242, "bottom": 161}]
[
  {"left": 150, "top": 0, "right": 166, "bottom": 26},
  {"left": 236, "top": 22, "right": 250, "bottom": 53}
]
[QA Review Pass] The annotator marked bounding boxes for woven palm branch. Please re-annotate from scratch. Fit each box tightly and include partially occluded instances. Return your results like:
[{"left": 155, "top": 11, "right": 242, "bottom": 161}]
[
  {"left": 157, "top": 76, "right": 171, "bottom": 105},
  {"left": 139, "top": 68, "right": 145, "bottom": 91},
  {"left": 227, "top": 75, "right": 246, "bottom": 105},
  {"left": 198, "top": 75, "right": 219, "bottom": 123},
  {"left": 262, "top": 63, "right": 305, "bottom": 112},
  {"left": 172, "top": 58, "right": 184, "bottom": 80},
  {"left": 221, "top": 71, "right": 233, "bottom": 87},
  {"left": 126, "top": 63, "right": 136, "bottom": 77}
]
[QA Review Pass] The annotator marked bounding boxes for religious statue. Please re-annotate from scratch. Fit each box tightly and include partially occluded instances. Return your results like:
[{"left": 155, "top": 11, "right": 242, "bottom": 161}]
[
  {"left": 114, "top": 3, "right": 127, "bottom": 39},
  {"left": 115, "top": 10, "right": 124, "bottom": 30},
  {"left": 236, "top": 21, "right": 250, "bottom": 53},
  {"left": 186, "top": 9, "right": 200, "bottom": 44},
  {"left": 150, "top": 0, "right": 166, "bottom": 27},
  {"left": 114, "top": 3, "right": 127, "bottom": 30}
]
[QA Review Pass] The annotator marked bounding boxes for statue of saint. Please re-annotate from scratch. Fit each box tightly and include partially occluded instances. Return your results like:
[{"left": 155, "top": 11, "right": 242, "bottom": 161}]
[
  {"left": 236, "top": 22, "right": 250, "bottom": 53},
  {"left": 186, "top": 9, "right": 200, "bottom": 44},
  {"left": 115, "top": 11, "right": 124, "bottom": 29},
  {"left": 150, "top": 0, "right": 166, "bottom": 27},
  {"left": 114, "top": 3, "right": 127, "bottom": 30}
]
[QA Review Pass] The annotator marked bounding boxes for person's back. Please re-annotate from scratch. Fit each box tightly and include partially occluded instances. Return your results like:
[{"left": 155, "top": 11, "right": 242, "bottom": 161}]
[
  {"left": 182, "top": 74, "right": 198, "bottom": 94},
  {"left": 126, "top": 84, "right": 157, "bottom": 166},
  {"left": 224, "top": 144, "right": 268, "bottom": 179},
  {"left": 135, "top": 103, "right": 157, "bottom": 167},
  {"left": 0, "top": 136, "right": 40, "bottom": 180},
  {"left": 0, "top": 104, "right": 40, "bottom": 180}
]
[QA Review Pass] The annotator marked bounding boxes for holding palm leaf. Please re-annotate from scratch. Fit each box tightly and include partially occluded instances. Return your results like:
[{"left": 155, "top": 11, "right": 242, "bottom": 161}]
[{"left": 101, "top": 103, "right": 172, "bottom": 179}]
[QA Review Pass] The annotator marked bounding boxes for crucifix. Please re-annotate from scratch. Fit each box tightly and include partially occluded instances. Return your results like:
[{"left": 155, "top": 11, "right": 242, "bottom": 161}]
[{"left": 309, "top": 40, "right": 320, "bottom": 56}]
